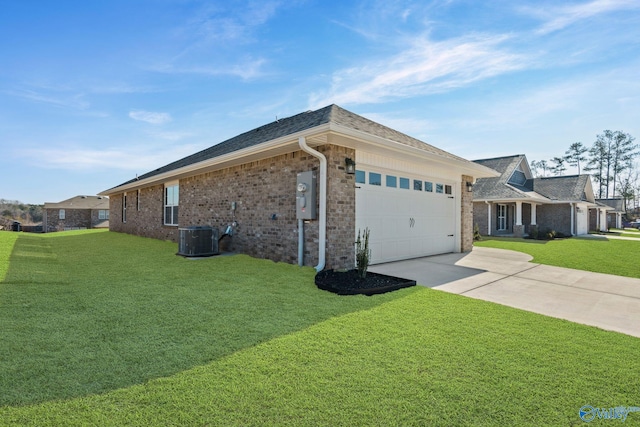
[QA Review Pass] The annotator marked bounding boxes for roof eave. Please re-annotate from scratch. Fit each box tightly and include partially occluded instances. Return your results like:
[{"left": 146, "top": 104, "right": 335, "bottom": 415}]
[
  {"left": 99, "top": 123, "right": 333, "bottom": 196},
  {"left": 327, "top": 122, "right": 500, "bottom": 179}
]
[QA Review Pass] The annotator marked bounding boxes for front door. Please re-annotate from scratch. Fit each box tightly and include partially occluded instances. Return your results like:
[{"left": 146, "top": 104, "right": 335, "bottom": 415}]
[{"left": 497, "top": 204, "right": 508, "bottom": 231}]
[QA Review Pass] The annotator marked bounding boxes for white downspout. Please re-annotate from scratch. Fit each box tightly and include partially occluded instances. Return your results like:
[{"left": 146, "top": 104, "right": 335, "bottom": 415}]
[{"left": 298, "top": 137, "right": 326, "bottom": 272}]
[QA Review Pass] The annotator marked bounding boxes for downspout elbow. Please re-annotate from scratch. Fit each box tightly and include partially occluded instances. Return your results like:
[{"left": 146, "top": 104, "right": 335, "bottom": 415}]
[{"left": 298, "top": 136, "right": 326, "bottom": 272}]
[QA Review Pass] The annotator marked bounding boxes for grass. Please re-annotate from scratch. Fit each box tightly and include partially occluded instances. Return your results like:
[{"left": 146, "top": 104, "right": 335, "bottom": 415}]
[
  {"left": 610, "top": 227, "right": 640, "bottom": 239},
  {"left": 1, "top": 230, "right": 640, "bottom": 426},
  {"left": 474, "top": 236, "right": 640, "bottom": 278}
]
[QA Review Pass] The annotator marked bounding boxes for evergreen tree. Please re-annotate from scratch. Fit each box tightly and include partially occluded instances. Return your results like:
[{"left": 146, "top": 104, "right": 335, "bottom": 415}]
[{"left": 564, "top": 142, "right": 588, "bottom": 174}]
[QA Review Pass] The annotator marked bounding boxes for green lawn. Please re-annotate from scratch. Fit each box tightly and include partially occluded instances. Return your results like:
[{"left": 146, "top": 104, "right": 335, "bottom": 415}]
[
  {"left": 474, "top": 236, "right": 640, "bottom": 278},
  {"left": 1, "top": 230, "right": 639, "bottom": 426},
  {"left": 610, "top": 227, "right": 640, "bottom": 239}
]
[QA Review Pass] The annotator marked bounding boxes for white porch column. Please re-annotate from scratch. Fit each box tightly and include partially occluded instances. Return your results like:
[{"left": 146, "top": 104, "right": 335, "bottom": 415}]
[
  {"left": 600, "top": 208, "right": 607, "bottom": 232},
  {"left": 486, "top": 201, "right": 492, "bottom": 236},
  {"left": 570, "top": 203, "right": 575, "bottom": 236},
  {"left": 531, "top": 203, "right": 537, "bottom": 226},
  {"left": 515, "top": 201, "right": 522, "bottom": 225}
]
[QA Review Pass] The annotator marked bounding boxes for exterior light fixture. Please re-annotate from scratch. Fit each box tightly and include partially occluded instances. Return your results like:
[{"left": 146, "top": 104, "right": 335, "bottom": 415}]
[
  {"left": 466, "top": 181, "right": 474, "bottom": 192},
  {"left": 345, "top": 158, "right": 356, "bottom": 174}
]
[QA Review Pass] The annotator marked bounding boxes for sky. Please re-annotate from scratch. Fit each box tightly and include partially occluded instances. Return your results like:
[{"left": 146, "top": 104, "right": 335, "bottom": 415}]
[{"left": 1, "top": 0, "right": 639, "bottom": 204}]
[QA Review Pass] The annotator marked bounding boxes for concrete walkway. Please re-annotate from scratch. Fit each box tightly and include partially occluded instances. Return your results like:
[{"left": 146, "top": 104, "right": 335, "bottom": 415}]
[{"left": 369, "top": 247, "right": 640, "bottom": 338}]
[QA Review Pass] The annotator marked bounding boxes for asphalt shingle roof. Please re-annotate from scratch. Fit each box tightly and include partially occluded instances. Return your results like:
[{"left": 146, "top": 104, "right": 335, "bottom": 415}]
[
  {"left": 472, "top": 155, "right": 528, "bottom": 199},
  {"left": 473, "top": 155, "right": 592, "bottom": 202},
  {"left": 44, "top": 195, "right": 109, "bottom": 209},
  {"left": 532, "top": 175, "right": 589, "bottom": 201},
  {"left": 111, "top": 104, "right": 470, "bottom": 190}
]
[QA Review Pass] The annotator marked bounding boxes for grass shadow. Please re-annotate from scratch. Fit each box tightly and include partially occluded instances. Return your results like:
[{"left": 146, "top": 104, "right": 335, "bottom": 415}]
[{"left": 0, "top": 231, "right": 417, "bottom": 406}]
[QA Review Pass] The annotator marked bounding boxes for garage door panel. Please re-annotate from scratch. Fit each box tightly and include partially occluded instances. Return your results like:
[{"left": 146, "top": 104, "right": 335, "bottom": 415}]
[{"left": 356, "top": 168, "right": 457, "bottom": 265}]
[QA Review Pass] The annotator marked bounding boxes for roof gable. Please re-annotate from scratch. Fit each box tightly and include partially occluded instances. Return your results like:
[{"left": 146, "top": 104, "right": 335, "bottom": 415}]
[
  {"left": 473, "top": 154, "right": 594, "bottom": 203},
  {"left": 44, "top": 195, "right": 109, "bottom": 209}
]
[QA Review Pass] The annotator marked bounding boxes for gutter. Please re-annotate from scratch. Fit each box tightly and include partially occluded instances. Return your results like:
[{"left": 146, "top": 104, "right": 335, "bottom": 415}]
[{"left": 298, "top": 136, "right": 326, "bottom": 272}]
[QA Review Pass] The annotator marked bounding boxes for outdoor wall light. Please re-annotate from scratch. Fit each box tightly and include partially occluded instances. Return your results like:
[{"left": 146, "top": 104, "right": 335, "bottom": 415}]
[
  {"left": 345, "top": 158, "right": 356, "bottom": 174},
  {"left": 466, "top": 181, "right": 474, "bottom": 192}
]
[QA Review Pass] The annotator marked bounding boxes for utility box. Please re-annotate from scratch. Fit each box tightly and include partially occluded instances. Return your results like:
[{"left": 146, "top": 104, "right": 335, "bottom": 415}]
[
  {"left": 296, "top": 171, "right": 317, "bottom": 220},
  {"left": 177, "top": 226, "right": 219, "bottom": 257}
]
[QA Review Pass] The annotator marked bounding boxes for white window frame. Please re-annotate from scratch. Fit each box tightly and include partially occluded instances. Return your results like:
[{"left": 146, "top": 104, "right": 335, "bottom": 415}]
[
  {"left": 59, "top": 209, "right": 65, "bottom": 220},
  {"left": 164, "top": 181, "right": 179, "bottom": 226}
]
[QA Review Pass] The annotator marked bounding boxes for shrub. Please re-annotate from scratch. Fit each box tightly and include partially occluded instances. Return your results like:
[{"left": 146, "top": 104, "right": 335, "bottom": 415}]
[
  {"left": 473, "top": 224, "right": 482, "bottom": 241},
  {"left": 355, "top": 228, "right": 371, "bottom": 279}
]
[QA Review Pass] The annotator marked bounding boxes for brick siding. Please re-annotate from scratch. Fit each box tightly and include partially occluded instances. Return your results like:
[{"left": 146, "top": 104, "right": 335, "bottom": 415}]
[
  {"left": 44, "top": 208, "right": 102, "bottom": 232},
  {"left": 461, "top": 175, "right": 474, "bottom": 252},
  {"left": 109, "top": 145, "right": 356, "bottom": 270}
]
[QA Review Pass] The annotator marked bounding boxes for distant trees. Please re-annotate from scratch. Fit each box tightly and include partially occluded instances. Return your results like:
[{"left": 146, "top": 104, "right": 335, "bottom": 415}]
[
  {"left": 0, "top": 199, "right": 43, "bottom": 227},
  {"left": 549, "top": 156, "right": 567, "bottom": 176},
  {"left": 531, "top": 130, "right": 639, "bottom": 213}
]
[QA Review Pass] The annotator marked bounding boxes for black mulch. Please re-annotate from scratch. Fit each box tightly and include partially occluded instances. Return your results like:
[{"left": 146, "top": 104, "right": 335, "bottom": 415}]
[{"left": 315, "top": 269, "right": 416, "bottom": 296}]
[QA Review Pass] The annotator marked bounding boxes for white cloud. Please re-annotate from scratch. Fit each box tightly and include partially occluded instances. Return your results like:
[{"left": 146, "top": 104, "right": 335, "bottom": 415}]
[
  {"left": 309, "top": 34, "right": 527, "bottom": 108},
  {"left": 5, "top": 89, "right": 89, "bottom": 110},
  {"left": 152, "top": 57, "right": 267, "bottom": 80},
  {"left": 129, "top": 110, "right": 172, "bottom": 125},
  {"left": 19, "top": 144, "right": 205, "bottom": 172},
  {"left": 525, "top": 0, "right": 640, "bottom": 34}
]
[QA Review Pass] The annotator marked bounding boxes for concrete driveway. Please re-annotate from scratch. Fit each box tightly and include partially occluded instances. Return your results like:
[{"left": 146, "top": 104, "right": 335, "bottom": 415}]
[{"left": 369, "top": 246, "right": 640, "bottom": 338}]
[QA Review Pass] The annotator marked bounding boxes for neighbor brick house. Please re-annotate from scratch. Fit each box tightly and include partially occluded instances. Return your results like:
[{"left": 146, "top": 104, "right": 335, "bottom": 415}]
[
  {"left": 43, "top": 195, "right": 110, "bottom": 233},
  {"left": 472, "top": 155, "right": 610, "bottom": 237},
  {"left": 100, "top": 105, "right": 497, "bottom": 270},
  {"left": 593, "top": 198, "right": 624, "bottom": 229}
]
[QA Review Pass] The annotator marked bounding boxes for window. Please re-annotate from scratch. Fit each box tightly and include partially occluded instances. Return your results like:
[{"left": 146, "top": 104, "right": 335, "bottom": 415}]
[
  {"left": 122, "top": 193, "right": 127, "bottom": 223},
  {"left": 137, "top": 189, "right": 141, "bottom": 211},
  {"left": 436, "top": 184, "right": 444, "bottom": 194},
  {"left": 413, "top": 180, "right": 422, "bottom": 191},
  {"left": 164, "top": 183, "right": 179, "bottom": 226},
  {"left": 369, "top": 172, "right": 382, "bottom": 186},
  {"left": 445, "top": 185, "right": 452, "bottom": 195},
  {"left": 425, "top": 182, "right": 433, "bottom": 192},
  {"left": 386, "top": 175, "right": 397, "bottom": 188},
  {"left": 355, "top": 170, "right": 365, "bottom": 184},
  {"left": 59, "top": 209, "right": 65, "bottom": 220},
  {"left": 399, "top": 177, "right": 410, "bottom": 189},
  {"left": 98, "top": 210, "right": 109, "bottom": 220}
]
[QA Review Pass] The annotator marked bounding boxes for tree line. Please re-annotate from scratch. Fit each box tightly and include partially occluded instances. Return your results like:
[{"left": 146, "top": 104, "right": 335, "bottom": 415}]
[
  {"left": 0, "top": 199, "right": 43, "bottom": 229},
  {"left": 530, "top": 130, "right": 639, "bottom": 211}
]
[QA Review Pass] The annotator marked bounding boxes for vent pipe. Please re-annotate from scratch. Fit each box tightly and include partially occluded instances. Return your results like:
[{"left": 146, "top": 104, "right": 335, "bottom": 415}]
[{"left": 298, "top": 137, "right": 326, "bottom": 272}]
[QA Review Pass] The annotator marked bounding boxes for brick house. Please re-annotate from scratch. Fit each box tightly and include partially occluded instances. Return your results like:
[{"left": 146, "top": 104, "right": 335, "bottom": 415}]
[
  {"left": 593, "top": 198, "right": 624, "bottom": 230},
  {"left": 100, "top": 104, "right": 497, "bottom": 270},
  {"left": 472, "top": 155, "right": 610, "bottom": 237},
  {"left": 43, "top": 195, "right": 110, "bottom": 232}
]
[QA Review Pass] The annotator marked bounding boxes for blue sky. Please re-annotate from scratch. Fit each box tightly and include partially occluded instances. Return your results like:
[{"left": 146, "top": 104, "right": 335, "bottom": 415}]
[{"left": 1, "top": 0, "right": 639, "bottom": 204}]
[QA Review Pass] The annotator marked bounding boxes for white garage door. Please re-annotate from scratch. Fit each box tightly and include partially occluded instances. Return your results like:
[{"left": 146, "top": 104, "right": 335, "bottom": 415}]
[{"left": 355, "top": 169, "right": 457, "bottom": 265}]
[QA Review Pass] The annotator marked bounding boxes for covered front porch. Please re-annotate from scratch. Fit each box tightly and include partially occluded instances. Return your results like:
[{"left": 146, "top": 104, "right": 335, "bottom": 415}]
[
  {"left": 479, "top": 200, "right": 539, "bottom": 237},
  {"left": 476, "top": 200, "right": 601, "bottom": 237}
]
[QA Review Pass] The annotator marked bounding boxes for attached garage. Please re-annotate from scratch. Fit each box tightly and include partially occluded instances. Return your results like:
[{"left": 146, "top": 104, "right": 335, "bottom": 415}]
[
  {"left": 355, "top": 152, "right": 461, "bottom": 264},
  {"left": 101, "top": 104, "right": 498, "bottom": 271}
]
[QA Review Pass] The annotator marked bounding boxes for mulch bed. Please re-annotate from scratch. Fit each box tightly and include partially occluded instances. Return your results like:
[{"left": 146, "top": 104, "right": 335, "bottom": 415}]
[{"left": 315, "top": 269, "right": 416, "bottom": 296}]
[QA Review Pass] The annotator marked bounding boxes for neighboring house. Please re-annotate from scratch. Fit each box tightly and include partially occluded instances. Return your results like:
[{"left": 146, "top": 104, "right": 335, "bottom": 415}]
[
  {"left": 472, "top": 155, "right": 610, "bottom": 237},
  {"left": 594, "top": 198, "right": 625, "bottom": 229},
  {"left": 99, "top": 104, "right": 497, "bottom": 270},
  {"left": 43, "top": 195, "right": 110, "bottom": 232}
]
